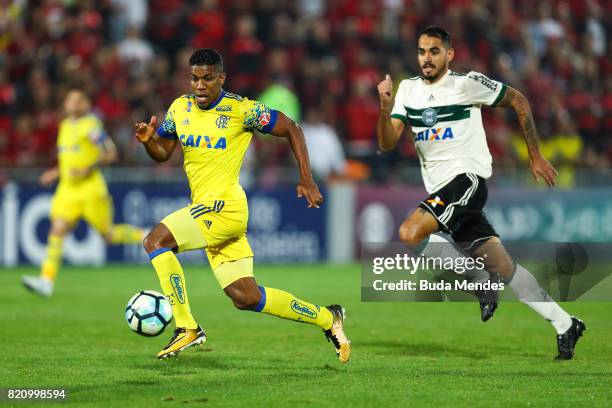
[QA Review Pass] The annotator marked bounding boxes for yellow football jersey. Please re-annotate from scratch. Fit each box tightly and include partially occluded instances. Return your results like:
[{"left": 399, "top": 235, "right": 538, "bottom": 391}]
[
  {"left": 157, "top": 91, "right": 278, "bottom": 202},
  {"left": 57, "top": 114, "right": 107, "bottom": 184}
]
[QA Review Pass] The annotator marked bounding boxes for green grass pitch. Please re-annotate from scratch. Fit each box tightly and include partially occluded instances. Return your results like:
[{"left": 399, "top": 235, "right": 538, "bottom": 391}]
[{"left": 1, "top": 264, "right": 611, "bottom": 407}]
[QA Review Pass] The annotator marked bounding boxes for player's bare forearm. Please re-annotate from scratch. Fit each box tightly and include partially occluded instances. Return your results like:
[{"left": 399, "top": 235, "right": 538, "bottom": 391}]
[
  {"left": 377, "top": 109, "right": 402, "bottom": 151},
  {"left": 270, "top": 112, "right": 323, "bottom": 207},
  {"left": 99, "top": 138, "right": 118, "bottom": 166},
  {"left": 143, "top": 136, "right": 176, "bottom": 163},
  {"left": 497, "top": 86, "right": 541, "bottom": 159},
  {"left": 497, "top": 86, "right": 558, "bottom": 186},
  {"left": 39, "top": 166, "right": 59, "bottom": 186},
  {"left": 135, "top": 116, "right": 176, "bottom": 163},
  {"left": 270, "top": 112, "right": 314, "bottom": 182},
  {"left": 376, "top": 75, "right": 404, "bottom": 151}
]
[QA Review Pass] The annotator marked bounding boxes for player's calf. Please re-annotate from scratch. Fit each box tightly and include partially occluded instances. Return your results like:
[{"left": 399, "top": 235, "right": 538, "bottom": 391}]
[{"left": 223, "top": 277, "right": 262, "bottom": 310}]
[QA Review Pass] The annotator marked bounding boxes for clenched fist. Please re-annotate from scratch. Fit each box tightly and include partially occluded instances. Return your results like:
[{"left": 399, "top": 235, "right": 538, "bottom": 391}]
[{"left": 377, "top": 74, "right": 394, "bottom": 112}]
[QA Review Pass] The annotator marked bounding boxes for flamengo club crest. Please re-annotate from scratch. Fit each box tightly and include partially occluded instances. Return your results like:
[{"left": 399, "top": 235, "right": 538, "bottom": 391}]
[
  {"left": 422, "top": 108, "right": 438, "bottom": 127},
  {"left": 216, "top": 115, "right": 230, "bottom": 129},
  {"left": 259, "top": 112, "right": 271, "bottom": 126}
]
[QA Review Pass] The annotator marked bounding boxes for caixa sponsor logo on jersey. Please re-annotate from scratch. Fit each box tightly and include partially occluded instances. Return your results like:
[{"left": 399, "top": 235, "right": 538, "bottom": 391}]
[
  {"left": 179, "top": 134, "right": 227, "bottom": 150},
  {"left": 170, "top": 274, "right": 185, "bottom": 304},
  {"left": 291, "top": 300, "right": 318, "bottom": 319},
  {"left": 414, "top": 127, "right": 454, "bottom": 142}
]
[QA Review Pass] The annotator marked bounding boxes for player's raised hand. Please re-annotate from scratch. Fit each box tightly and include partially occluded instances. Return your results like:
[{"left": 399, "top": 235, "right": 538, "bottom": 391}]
[
  {"left": 297, "top": 179, "right": 324, "bottom": 208},
  {"left": 530, "top": 154, "right": 558, "bottom": 187},
  {"left": 377, "top": 74, "right": 394, "bottom": 111},
  {"left": 134, "top": 116, "right": 157, "bottom": 143}
]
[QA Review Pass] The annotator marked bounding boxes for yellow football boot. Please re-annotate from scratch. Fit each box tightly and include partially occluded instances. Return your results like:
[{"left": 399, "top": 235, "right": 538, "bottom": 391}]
[
  {"left": 157, "top": 326, "right": 206, "bottom": 359},
  {"left": 323, "top": 305, "right": 351, "bottom": 363}
]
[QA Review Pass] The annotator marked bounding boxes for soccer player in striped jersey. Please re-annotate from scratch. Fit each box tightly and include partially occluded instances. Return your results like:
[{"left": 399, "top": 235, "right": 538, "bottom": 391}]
[
  {"left": 376, "top": 26, "right": 585, "bottom": 359},
  {"left": 134, "top": 48, "right": 350, "bottom": 362}
]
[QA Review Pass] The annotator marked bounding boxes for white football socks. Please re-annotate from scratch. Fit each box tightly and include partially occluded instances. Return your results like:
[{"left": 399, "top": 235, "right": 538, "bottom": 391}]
[
  {"left": 507, "top": 263, "right": 572, "bottom": 334},
  {"left": 421, "top": 233, "right": 491, "bottom": 284}
]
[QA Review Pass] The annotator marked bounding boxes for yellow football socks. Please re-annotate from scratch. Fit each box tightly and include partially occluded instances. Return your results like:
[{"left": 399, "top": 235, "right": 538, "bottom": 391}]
[
  {"left": 255, "top": 286, "right": 333, "bottom": 330},
  {"left": 41, "top": 234, "right": 64, "bottom": 282},
  {"left": 110, "top": 224, "right": 145, "bottom": 244},
  {"left": 150, "top": 249, "right": 198, "bottom": 329}
]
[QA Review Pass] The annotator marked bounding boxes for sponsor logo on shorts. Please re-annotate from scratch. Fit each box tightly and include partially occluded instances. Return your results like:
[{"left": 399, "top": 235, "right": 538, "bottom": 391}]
[
  {"left": 170, "top": 274, "right": 185, "bottom": 304},
  {"left": 204, "top": 220, "right": 212, "bottom": 229},
  {"left": 291, "top": 300, "right": 317, "bottom": 319},
  {"left": 426, "top": 196, "right": 445, "bottom": 207}
]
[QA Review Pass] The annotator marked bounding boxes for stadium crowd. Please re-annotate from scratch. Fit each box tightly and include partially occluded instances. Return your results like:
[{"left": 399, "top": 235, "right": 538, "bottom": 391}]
[{"left": 0, "top": 0, "right": 609, "bottom": 183}]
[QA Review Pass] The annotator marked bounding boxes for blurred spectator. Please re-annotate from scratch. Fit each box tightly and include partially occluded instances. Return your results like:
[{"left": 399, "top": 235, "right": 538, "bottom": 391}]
[
  {"left": 110, "top": 0, "right": 148, "bottom": 42},
  {"left": 0, "top": 0, "right": 608, "bottom": 184},
  {"left": 302, "top": 106, "right": 347, "bottom": 182},
  {"left": 343, "top": 79, "right": 379, "bottom": 159},
  {"left": 117, "top": 26, "right": 154, "bottom": 75},
  {"left": 258, "top": 79, "right": 301, "bottom": 123}
]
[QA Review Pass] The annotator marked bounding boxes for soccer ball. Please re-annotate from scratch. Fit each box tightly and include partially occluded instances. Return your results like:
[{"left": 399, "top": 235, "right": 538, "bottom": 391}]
[{"left": 125, "top": 290, "right": 173, "bottom": 336}]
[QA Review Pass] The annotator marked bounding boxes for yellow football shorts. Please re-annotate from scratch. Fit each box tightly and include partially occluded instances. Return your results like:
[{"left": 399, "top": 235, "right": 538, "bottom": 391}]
[
  {"left": 161, "top": 199, "right": 254, "bottom": 288},
  {"left": 50, "top": 179, "right": 113, "bottom": 235}
]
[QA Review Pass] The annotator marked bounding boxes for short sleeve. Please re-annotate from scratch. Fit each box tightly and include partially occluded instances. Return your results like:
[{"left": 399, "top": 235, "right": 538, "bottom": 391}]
[
  {"left": 87, "top": 117, "right": 107, "bottom": 145},
  {"left": 157, "top": 100, "right": 178, "bottom": 139},
  {"left": 241, "top": 98, "right": 278, "bottom": 133},
  {"left": 390, "top": 82, "right": 408, "bottom": 124},
  {"left": 465, "top": 71, "right": 507, "bottom": 106}
]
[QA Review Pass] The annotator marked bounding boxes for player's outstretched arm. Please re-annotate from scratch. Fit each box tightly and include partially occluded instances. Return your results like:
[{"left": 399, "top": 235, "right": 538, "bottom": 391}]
[
  {"left": 376, "top": 74, "right": 405, "bottom": 151},
  {"left": 98, "top": 137, "right": 118, "bottom": 166},
  {"left": 39, "top": 166, "right": 59, "bottom": 187},
  {"left": 134, "top": 116, "right": 177, "bottom": 163},
  {"left": 70, "top": 137, "right": 118, "bottom": 178},
  {"left": 269, "top": 112, "right": 323, "bottom": 208},
  {"left": 496, "top": 86, "right": 558, "bottom": 187}
]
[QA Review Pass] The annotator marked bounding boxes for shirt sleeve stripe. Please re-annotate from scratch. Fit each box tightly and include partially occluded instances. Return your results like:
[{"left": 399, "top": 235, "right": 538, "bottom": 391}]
[
  {"left": 156, "top": 126, "right": 177, "bottom": 140},
  {"left": 261, "top": 109, "right": 278, "bottom": 133},
  {"left": 491, "top": 83, "right": 507, "bottom": 107},
  {"left": 390, "top": 113, "right": 408, "bottom": 124}
]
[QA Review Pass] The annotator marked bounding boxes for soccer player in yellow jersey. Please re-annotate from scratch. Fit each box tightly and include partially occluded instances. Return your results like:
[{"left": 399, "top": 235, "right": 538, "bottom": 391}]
[
  {"left": 134, "top": 48, "right": 350, "bottom": 362},
  {"left": 21, "top": 90, "right": 145, "bottom": 297}
]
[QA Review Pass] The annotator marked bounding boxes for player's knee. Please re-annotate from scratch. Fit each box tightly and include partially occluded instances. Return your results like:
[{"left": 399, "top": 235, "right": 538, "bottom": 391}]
[
  {"left": 142, "top": 231, "right": 160, "bottom": 253},
  {"left": 483, "top": 256, "right": 513, "bottom": 278},
  {"left": 228, "top": 289, "right": 261, "bottom": 311},
  {"left": 50, "top": 221, "right": 71, "bottom": 237},
  {"left": 399, "top": 223, "right": 427, "bottom": 247},
  {"left": 103, "top": 231, "right": 114, "bottom": 244}
]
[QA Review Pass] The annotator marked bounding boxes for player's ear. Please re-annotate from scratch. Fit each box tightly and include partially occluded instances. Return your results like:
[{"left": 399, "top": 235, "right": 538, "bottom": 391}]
[
  {"left": 447, "top": 47, "right": 455, "bottom": 63},
  {"left": 219, "top": 73, "right": 227, "bottom": 86}
]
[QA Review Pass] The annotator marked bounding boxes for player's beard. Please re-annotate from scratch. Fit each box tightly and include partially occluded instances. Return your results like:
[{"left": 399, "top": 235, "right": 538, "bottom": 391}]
[{"left": 421, "top": 63, "right": 446, "bottom": 82}]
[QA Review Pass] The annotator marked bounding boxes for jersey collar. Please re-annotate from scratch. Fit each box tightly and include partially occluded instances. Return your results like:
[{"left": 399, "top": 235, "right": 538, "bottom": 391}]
[
  {"left": 421, "top": 69, "right": 451, "bottom": 88},
  {"left": 197, "top": 90, "right": 225, "bottom": 111}
]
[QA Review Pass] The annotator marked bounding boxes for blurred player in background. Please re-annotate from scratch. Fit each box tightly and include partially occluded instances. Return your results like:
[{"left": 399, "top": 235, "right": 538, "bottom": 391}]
[
  {"left": 21, "top": 90, "right": 145, "bottom": 298},
  {"left": 377, "top": 26, "right": 585, "bottom": 360},
  {"left": 134, "top": 48, "right": 350, "bottom": 362}
]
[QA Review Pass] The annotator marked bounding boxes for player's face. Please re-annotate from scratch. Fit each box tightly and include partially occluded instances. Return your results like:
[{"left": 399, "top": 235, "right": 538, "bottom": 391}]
[
  {"left": 64, "top": 91, "right": 90, "bottom": 117},
  {"left": 417, "top": 35, "right": 454, "bottom": 83},
  {"left": 190, "top": 65, "right": 226, "bottom": 108}
]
